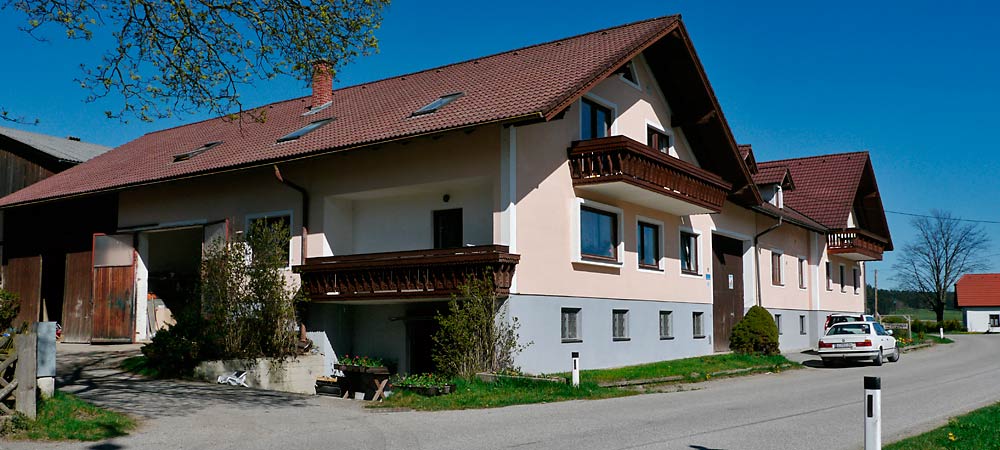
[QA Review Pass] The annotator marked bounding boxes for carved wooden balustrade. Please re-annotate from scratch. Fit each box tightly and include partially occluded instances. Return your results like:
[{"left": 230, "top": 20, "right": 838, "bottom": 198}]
[{"left": 827, "top": 228, "right": 888, "bottom": 261}]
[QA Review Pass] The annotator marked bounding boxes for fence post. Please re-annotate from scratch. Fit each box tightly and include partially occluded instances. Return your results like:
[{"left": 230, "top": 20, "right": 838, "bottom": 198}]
[
  {"left": 864, "top": 376, "right": 881, "bottom": 450},
  {"left": 14, "top": 330, "right": 37, "bottom": 419}
]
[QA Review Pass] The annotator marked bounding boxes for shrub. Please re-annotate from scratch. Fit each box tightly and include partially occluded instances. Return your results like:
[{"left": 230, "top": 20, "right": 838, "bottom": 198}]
[
  {"left": 0, "top": 289, "right": 19, "bottom": 331},
  {"left": 141, "top": 303, "right": 217, "bottom": 377},
  {"left": 729, "top": 306, "right": 780, "bottom": 356},
  {"left": 943, "top": 319, "right": 964, "bottom": 332}
]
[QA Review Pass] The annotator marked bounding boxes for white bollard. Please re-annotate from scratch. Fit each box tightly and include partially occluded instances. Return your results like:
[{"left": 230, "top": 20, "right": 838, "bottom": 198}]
[
  {"left": 864, "top": 376, "right": 881, "bottom": 450},
  {"left": 571, "top": 352, "right": 580, "bottom": 387},
  {"left": 940, "top": 327, "right": 944, "bottom": 339}
]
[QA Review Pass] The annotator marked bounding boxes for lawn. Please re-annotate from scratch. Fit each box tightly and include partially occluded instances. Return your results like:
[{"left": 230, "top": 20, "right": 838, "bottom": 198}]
[
  {"left": 557, "top": 353, "right": 798, "bottom": 385},
  {"left": 2, "top": 392, "right": 136, "bottom": 441},
  {"left": 885, "top": 402, "right": 1000, "bottom": 449},
  {"left": 372, "top": 377, "right": 634, "bottom": 411},
  {"left": 888, "top": 308, "right": 962, "bottom": 322}
]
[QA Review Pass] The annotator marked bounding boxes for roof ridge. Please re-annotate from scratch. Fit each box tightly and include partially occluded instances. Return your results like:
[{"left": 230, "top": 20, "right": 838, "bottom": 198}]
[
  {"left": 0, "top": 124, "right": 110, "bottom": 148},
  {"left": 142, "top": 15, "right": 681, "bottom": 139},
  {"left": 758, "top": 150, "right": 869, "bottom": 166}
]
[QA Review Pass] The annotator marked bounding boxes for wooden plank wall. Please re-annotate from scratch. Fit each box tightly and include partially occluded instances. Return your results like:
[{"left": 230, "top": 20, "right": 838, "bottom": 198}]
[
  {"left": 5, "top": 256, "right": 41, "bottom": 326},
  {"left": 0, "top": 145, "right": 57, "bottom": 199},
  {"left": 91, "top": 266, "right": 135, "bottom": 343},
  {"left": 61, "top": 251, "right": 93, "bottom": 343}
]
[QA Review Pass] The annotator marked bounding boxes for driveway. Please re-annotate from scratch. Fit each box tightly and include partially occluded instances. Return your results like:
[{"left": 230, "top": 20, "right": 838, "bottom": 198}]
[{"left": 2, "top": 335, "right": 999, "bottom": 450}]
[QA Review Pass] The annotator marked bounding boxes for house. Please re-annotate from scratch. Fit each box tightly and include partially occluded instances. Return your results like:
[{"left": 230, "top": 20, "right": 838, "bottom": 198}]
[
  {"left": 0, "top": 15, "right": 892, "bottom": 373},
  {"left": 0, "top": 126, "right": 110, "bottom": 331},
  {"left": 955, "top": 274, "right": 1000, "bottom": 333}
]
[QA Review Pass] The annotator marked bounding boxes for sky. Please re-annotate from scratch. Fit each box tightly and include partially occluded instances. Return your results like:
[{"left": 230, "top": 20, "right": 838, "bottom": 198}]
[{"left": 1, "top": 0, "right": 998, "bottom": 287}]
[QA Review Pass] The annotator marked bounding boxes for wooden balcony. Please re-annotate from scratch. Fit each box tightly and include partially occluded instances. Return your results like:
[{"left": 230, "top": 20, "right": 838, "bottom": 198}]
[
  {"left": 568, "top": 136, "right": 731, "bottom": 215},
  {"left": 827, "top": 228, "right": 888, "bottom": 261},
  {"left": 294, "top": 245, "right": 520, "bottom": 302}
]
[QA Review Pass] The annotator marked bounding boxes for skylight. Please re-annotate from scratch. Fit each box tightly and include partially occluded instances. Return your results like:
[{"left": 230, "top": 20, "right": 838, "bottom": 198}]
[
  {"left": 277, "top": 118, "right": 334, "bottom": 143},
  {"left": 411, "top": 92, "right": 464, "bottom": 117},
  {"left": 302, "top": 101, "right": 332, "bottom": 116},
  {"left": 173, "top": 141, "right": 222, "bottom": 163}
]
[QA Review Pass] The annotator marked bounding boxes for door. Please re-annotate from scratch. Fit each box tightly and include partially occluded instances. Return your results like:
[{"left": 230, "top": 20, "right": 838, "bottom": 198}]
[
  {"left": 61, "top": 251, "right": 94, "bottom": 343},
  {"left": 712, "top": 234, "right": 745, "bottom": 352},
  {"left": 5, "top": 255, "right": 42, "bottom": 326},
  {"left": 433, "top": 209, "right": 463, "bottom": 249},
  {"left": 91, "top": 234, "right": 136, "bottom": 343}
]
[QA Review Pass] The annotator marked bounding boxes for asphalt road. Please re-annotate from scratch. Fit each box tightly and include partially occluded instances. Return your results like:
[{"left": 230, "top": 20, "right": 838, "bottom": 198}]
[{"left": 4, "top": 334, "right": 1000, "bottom": 450}]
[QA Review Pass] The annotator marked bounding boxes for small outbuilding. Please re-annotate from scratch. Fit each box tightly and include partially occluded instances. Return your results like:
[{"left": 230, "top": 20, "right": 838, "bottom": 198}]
[{"left": 955, "top": 274, "right": 1000, "bottom": 333}]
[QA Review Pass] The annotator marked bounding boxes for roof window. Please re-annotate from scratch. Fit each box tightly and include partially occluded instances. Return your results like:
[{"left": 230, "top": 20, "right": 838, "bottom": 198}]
[
  {"left": 277, "top": 118, "right": 334, "bottom": 143},
  {"left": 302, "top": 101, "right": 332, "bottom": 116},
  {"left": 411, "top": 92, "right": 464, "bottom": 117},
  {"left": 173, "top": 141, "right": 222, "bottom": 163}
]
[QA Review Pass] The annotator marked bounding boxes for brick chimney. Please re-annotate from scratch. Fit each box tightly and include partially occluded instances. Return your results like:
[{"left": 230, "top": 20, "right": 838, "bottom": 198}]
[{"left": 311, "top": 60, "right": 333, "bottom": 107}]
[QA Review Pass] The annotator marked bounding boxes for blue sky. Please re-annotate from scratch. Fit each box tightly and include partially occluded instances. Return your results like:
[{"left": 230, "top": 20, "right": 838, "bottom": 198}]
[{"left": 1, "top": 0, "right": 998, "bottom": 287}]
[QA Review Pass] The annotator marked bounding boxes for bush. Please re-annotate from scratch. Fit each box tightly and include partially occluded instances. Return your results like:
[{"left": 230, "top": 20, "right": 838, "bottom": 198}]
[
  {"left": 729, "top": 306, "right": 780, "bottom": 356},
  {"left": 0, "top": 289, "right": 19, "bottom": 331},
  {"left": 141, "top": 304, "right": 217, "bottom": 377},
  {"left": 943, "top": 319, "right": 964, "bottom": 332}
]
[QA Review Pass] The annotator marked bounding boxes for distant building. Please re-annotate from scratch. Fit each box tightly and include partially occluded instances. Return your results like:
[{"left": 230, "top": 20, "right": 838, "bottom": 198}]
[{"left": 955, "top": 274, "right": 1000, "bottom": 332}]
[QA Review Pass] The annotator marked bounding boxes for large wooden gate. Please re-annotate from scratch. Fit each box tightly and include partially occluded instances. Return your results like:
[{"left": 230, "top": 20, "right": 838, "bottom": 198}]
[
  {"left": 91, "top": 234, "right": 135, "bottom": 343},
  {"left": 61, "top": 251, "right": 94, "bottom": 343},
  {"left": 712, "top": 234, "right": 745, "bottom": 352},
  {"left": 5, "top": 256, "right": 41, "bottom": 325}
]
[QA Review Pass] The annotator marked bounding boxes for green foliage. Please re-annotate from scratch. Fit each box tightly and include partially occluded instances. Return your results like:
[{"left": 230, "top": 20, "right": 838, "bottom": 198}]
[
  {"left": 558, "top": 353, "right": 797, "bottom": 385},
  {"left": 140, "top": 302, "right": 218, "bottom": 377},
  {"left": 338, "top": 354, "right": 383, "bottom": 367},
  {"left": 0, "top": 289, "right": 19, "bottom": 331},
  {"left": 729, "top": 305, "right": 781, "bottom": 355},
  {"left": 885, "top": 401, "right": 1000, "bottom": 449},
  {"left": 432, "top": 277, "right": 530, "bottom": 378},
  {"left": 391, "top": 373, "right": 451, "bottom": 388},
  {"left": 5, "top": 0, "right": 389, "bottom": 122},
  {"left": 374, "top": 377, "right": 633, "bottom": 411},
  {"left": 911, "top": 319, "right": 965, "bottom": 334},
  {"left": 1, "top": 392, "right": 135, "bottom": 441}
]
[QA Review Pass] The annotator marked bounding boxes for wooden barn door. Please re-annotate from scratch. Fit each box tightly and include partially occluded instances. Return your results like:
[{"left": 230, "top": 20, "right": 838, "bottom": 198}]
[
  {"left": 712, "top": 234, "right": 745, "bottom": 352},
  {"left": 5, "top": 255, "right": 42, "bottom": 326},
  {"left": 61, "top": 251, "right": 94, "bottom": 343},
  {"left": 91, "top": 234, "right": 136, "bottom": 343}
]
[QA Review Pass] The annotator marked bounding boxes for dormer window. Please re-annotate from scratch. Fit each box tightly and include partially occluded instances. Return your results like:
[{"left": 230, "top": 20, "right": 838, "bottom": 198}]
[
  {"left": 616, "top": 61, "right": 640, "bottom": 89},
  {"left": 173, "top": 141, "right": 222, "bottom": 163}
]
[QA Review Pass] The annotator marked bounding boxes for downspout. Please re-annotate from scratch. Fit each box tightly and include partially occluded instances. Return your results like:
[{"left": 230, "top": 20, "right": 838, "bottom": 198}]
[
  {"left": 754, "top": 217, "right": 783, "bottom": 307},
  {"left": 273, "top": 165, "right": 310, "bottom": 343}
]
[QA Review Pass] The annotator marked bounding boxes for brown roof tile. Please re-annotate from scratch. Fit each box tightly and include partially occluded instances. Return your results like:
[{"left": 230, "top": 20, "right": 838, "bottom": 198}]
[
  {"left": 956, "top": 274, "right": 1000, "bottom": 308},
  {"left": 757, "top": 152, "right": 869, "bottom": 230}
]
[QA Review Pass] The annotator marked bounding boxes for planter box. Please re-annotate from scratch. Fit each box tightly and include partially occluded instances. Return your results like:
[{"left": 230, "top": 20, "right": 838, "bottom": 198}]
[
  {"left": 194, "top": 354, "right": 326, "bottom": 395},
  {"left": 334, "top": 364, "right": 389, "bottom": 374}
]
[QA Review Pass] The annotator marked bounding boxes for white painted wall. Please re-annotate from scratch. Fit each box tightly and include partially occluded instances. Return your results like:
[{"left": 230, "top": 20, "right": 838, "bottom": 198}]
[{"left": 964, "top": 307, "right": 1000, "bottom": 332}]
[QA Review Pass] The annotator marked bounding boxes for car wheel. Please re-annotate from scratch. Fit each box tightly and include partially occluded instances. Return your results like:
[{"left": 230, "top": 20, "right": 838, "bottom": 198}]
[
  {"left": 873, "top": 348, "right": 884, "bottom": 366},
  {"left": 888, "top": 348, "right": 900, "bottom": 363}
]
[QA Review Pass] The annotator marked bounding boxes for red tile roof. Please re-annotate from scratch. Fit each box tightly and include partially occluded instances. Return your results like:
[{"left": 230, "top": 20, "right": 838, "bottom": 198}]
[
  {"left": 757, "top": 152, "right": 869, "bottom": 230},
  {"left": 752, "top": 165, "right": 792, "bottom": 187},
  {"left": 0, "top": 16, "right": 683, "bottom": 207},
  {"left": 956, "top": 274, "right": 1000, "bottom": 308}
]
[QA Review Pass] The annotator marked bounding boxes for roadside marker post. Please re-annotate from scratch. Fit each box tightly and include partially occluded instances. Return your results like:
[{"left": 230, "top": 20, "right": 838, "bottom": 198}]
[
  {"left": 571, "top": 352, "right": 580, "bottom": 387},
  {"left": 940, "top": 328, "right": 944, "bottom": 339},
  {"left": 864, "top": 376, "right": 881, "bottom": 450}
]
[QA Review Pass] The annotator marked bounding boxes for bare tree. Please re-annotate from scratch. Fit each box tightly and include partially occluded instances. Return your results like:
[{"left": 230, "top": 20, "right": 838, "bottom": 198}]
[
  {"left": 893, "top": 210, "right": 991, "bottom": 322},
  {"left": 2, "top": 0, "right": 388, "bottom": 123}
]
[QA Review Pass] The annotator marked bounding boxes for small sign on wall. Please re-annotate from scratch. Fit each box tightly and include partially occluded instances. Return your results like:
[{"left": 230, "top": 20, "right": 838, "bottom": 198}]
[{"left": 728, "top": 274, "right": 734, "bottom": 289}]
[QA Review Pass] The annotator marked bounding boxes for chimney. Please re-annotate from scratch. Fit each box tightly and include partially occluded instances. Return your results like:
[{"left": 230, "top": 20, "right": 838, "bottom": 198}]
[{"left": 311, "top": 60, "right": 333, "bottom": 107}]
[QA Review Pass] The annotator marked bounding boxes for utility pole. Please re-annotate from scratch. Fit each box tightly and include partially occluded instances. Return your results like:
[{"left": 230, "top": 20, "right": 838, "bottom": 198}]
[{"left": 874, "top": 269, "right": 879, "bottom": 319}]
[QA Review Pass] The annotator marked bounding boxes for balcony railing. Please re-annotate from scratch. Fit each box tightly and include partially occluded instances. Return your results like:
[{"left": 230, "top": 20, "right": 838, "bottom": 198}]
[
  {"left": 294, "top": 245, "right": 520, "bottom": 301},
  {"left": 827, "top": 228, "right": 888, "bottom": 261},
  {"left": 568, "top": 136, "right": 731, "bottom": 214}
]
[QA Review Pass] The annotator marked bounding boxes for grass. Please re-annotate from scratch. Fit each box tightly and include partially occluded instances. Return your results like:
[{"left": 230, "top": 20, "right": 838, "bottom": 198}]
[
  {"left": 889, "top": 308, "right": 962, "bottom": 322},
  {"left": 120, "top": 355, "right": 160, "bottom": 378},
  {"left": 556, "top": 353, "right": 798, "bottom": 385},
  {"left": 929, "top": 336, "right": 954, "bottom": 344},
  {"left": 3, "top": 392, "right": 136, "bottom": 441},
  {"left": 885, "top": 402, "right": 1000, "bottom": 449},
  {"left": 371, "top": 377, "right": 634, "bottom": 411}
]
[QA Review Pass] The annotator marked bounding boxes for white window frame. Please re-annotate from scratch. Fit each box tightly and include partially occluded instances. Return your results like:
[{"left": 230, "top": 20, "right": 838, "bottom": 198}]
[
  {"left": 612, "top": 309, "right": 630, "bottom": 341},
  {"left": 561, "top": 307, "right": 582, "bottom": 343},
  {"left": 679, "top": 226, "right": 703, "bottom": 278},
  {"left": 692, "top": 311, "right": 705, "bottom": 338},
  {"left": 579, "top": 93, "right": 618, "bottom": 140},
  {"left": 798, "top": 257, "right": 807, "bottom": 290},
  {"left": 659, "top": 310, "right": 673, "bottom": 339},
  {"left": 244, "top": 210, "right": 295, "bottom": 269},
  {"left": 572, "top": 198, "right": 624, "bottom": 268},
  {"left": 636, "top": 215, "right": 665, "bottom": 272},
  {"left": 770, "top": 249, "right": 785, "bottom": 287},
  {"left": 618, "top": 60, "right": 641, "bottom": 91}
]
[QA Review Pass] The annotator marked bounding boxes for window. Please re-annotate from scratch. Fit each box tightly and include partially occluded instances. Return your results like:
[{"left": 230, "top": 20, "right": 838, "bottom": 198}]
[
  {"left": 990, "top": 314, "right": 1000, "bottom": 328},
  {"left": 616, "top": 61, "right": 639, "bottom": 87},
  {"left": 412, "top": 92, "right": 464, "bottom": 116},
  {"left": 826, "top": 262, "right": 832, "bottom": 291},
  {"left": 647, "top": 127, "right": 671, "bottom": 153},
  {"left": 692, "top": 312, "right": 705, "bottom": 338},
  {"left": 775, "top": 314, "right": 782, "bottom": 335},
  {"left": 680, "top": 231, "right": 699, "bottom": 274},
  {"left": 433, "top": 208, "right": 463, "bottom": 249},
  {"left": 853, "top": 268, "right": 860, "bottom": 294},
  {"left": 659, "top": 311, "right": 673, "bottom": 339},
  {"left": 580, "top": 206, "right": 618, "bottom": 261},
  {"left": 798, "top": 258, "right": 807, "bottom": 289},
  {"left": 637, "top": 221, "right": 660, "bottom": 270},
  {"left": 247, "top": 213, "right": 292, "bottom": 265},
  {"left": 277, "top": 118, "right": 334, "bottom": 143},
  {"left": 173, "top": 141, "right": 222, "bottom": 163},
  {"left": 771, "top": 251, "right": 783, "bottom": 286},
  {"left": 612, "top": 309, "right": 629, "bottom": 340},
  {"left": 561, "top": 308, "right": 581, "bottom": 342},
  {"left": 800, "top": 315, "right": 807, "bottom": 335},
  {"left": 581, "top": 98, "right": 612, "bottom": 140},
  {"left": 840, "top": 265, "right": 846, "bottom": 292}
]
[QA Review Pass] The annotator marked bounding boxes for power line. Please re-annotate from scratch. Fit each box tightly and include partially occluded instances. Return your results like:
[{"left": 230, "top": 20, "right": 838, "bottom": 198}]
[{"left": 885, "top": 210, "right": 1000, "bottom": 225}]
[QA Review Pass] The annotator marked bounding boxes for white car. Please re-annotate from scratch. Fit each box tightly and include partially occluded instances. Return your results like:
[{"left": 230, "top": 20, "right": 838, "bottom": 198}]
[{"left": 818, "top": 322, "right": 899, "bottom": 367}]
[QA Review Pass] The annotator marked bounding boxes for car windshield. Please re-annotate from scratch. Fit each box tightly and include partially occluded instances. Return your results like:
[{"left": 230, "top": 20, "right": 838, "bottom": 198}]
[
  {"left": 827, "top": 323, "right": 870, "bottom": 335},
  {"left": 830, "top": 316, "right": 857, "bottom": 326}
]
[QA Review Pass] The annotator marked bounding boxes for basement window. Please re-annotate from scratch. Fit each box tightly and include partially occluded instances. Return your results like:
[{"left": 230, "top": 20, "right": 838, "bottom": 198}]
[
  {"left": 173, "top": 141, "right": 222, "bottom": 163},
  {"left": 277, "top": 118, "right": 334, "bottom": 143},
  {"left": 411, "top": 92, "right": 464, "bottom": 116}
]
